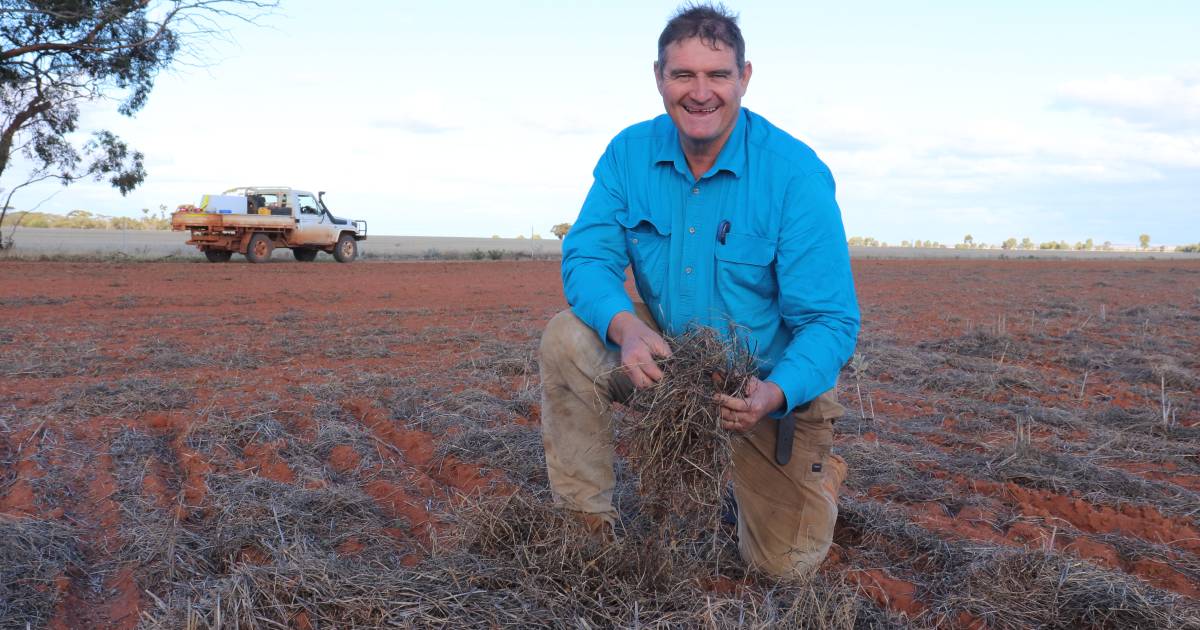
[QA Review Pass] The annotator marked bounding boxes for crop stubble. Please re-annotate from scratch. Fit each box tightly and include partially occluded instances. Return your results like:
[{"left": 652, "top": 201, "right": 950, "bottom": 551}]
[{"left": 0, "top": 258, "right": 1196, "bottom": 628}]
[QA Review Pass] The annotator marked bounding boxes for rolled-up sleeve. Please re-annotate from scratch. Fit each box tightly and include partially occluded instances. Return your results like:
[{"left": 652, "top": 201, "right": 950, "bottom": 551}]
[
  {"left": 765, "top": 171, "right": 861, "bottom": 414},
  {"left": 561, "top": 143, "right": 634, "bottom": 348}
]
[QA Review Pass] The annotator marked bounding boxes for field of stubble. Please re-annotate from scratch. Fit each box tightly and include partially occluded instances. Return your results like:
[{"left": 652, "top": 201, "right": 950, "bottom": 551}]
[{"left": 0, "top": 259, "right": 1197, "bottom": 628}]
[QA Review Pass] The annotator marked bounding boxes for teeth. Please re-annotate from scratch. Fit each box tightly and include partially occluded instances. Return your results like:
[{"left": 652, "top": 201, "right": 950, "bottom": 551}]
[{"left": 687, "top": 107, "right": 716, "bottom": 113}]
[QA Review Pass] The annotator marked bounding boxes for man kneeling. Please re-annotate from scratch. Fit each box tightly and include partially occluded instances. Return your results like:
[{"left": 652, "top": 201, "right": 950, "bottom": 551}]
[{"left": 540, "top": 4, "right": 860, "bottom": 579}]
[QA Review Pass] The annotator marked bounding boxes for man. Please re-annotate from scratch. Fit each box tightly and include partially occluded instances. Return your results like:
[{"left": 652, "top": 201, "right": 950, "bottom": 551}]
[{"left": 539, "top": 4, "right": 860, "bottom": 578}]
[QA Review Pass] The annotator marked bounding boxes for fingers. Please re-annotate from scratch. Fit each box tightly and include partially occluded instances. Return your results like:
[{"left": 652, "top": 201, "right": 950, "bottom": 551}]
[
  {"left": 716, "top": 384, "right": 776, "bottom": 432},
  {"left": 715, "top": 394, "right": 753, "bottom": 432},
  {"left": 714, "top": 393, "right": 750, "bottom": 412},
  {"left": 719, "top": 410, "right": 756, "bottom": 432},
  {"left": 646, "top": 332, "right": 671, "bottom": 358},
  {"left": 625, "top": 362, "right": 658, "bottom": 389},
  {"left": 623, "top": 349, "right": 663, "bottom": 389},
  {"left": 622, "top": 332, "right": 669, "bottom": 389},
  {"left": 641, "top": 357, "right": 665, "bottom": 383}
]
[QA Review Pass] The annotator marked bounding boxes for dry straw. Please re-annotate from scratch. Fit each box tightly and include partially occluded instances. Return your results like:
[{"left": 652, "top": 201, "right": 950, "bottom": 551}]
[
  {"left": 622, "top": 326, "right": 756, "bottom": 528},
  {"left": 0, "top": 514, "right": 84, "bottom": 629}
]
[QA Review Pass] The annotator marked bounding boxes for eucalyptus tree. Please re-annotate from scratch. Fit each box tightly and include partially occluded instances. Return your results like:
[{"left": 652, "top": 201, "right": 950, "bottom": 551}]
[{"left": 0, "top": 0, "right": 276, "bottom": 245}]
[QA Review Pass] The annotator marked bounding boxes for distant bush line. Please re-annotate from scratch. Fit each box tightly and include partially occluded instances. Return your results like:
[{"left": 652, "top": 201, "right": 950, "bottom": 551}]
[
  {"left": 3, "top": 209, "right": 170, "bottom": 230},
  {"left": 850, "top": 235, "right": 1200, "bottom": 253}
]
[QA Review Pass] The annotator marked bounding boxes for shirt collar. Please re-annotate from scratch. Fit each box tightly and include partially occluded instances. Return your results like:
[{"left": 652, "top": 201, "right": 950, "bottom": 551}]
[{"left": 654, "top": 107, "right": 748, "bottom": 180}]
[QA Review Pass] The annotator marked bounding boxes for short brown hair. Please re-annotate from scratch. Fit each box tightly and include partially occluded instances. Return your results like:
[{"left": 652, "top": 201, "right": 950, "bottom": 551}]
[{"left": 657, "top": 3, "right": 746, "bottom": 75}]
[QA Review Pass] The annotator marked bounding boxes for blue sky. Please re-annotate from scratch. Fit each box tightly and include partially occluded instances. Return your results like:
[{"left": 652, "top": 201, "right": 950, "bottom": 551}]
[{"left": 8, "top": 0, "right": 1199, "bottom": 245}]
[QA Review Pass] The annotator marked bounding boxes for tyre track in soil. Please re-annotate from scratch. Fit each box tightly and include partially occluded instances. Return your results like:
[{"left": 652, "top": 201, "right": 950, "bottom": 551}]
[
  {"left": 842, "top": 426, "right": 1200, "bottom": 598},
  {"left": 340, "top": 396, "right": 508, "bottom": 547},
  {"left": 32, "top": 420, "right": 141, "bottom": 630}
]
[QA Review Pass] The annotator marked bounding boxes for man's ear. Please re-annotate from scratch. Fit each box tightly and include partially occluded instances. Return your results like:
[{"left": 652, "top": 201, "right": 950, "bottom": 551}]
[
  {"left": 740, "top": 60, "right": 753, "bottom": 91},
  {"left": 653, "top": 61, "right": 665, "bottom": 92}
]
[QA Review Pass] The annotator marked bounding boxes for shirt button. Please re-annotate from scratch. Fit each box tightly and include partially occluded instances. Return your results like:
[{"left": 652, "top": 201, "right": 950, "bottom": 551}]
[
  {"left": 692, "top": 187, "right": 700, "bottom": 195},
  {"left": 685, "top": 266, "right": 693, "bottom": 274},
  {"left": 631, "top": 237, "right": 638, "bottom": 244},
  {"left": 688, "top": 226, "right": 696, "bottom": 234}
]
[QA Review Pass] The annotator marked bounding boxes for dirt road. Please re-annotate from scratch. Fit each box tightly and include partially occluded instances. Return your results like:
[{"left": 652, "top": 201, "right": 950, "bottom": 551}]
[{"left": 2, "top": 227, "right": 564, "bottom": 259}]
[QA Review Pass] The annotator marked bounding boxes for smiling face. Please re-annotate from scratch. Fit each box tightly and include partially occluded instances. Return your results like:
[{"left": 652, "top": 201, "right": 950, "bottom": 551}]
[{"left": 655, "top": 36, "right": 751, "bottom": 156}]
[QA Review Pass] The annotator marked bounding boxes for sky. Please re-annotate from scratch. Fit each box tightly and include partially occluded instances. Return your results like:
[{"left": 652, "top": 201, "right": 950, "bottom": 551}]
[{"left": 6, "top": 0, "right": 1199, "bottom": 245}]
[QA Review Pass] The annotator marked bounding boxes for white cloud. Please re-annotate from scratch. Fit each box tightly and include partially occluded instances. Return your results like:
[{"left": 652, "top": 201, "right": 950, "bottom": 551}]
[
  {"left": 1056, "top": 73, "right": 1200, "bottom": 131},
  {"left": 369, "top": 117, "right": 460, "bottom": 134}
]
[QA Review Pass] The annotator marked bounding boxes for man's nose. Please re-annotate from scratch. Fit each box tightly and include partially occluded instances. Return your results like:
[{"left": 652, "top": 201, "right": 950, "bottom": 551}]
[{"left": 690, "top": 76, "right": 713, "bottom": 101}]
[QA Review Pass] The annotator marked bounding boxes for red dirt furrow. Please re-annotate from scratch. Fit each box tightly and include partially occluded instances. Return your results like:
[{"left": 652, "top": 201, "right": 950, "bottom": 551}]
[
  {"left": 47, "top": 425, "right": 140, "bottom": 630},
  {"left": 1109, "top": 460, "right": 1200, "bottom": 492},
  {"left": 240, "top": 439, "right": 297, "bottom": 484},
  {"left": 845, "top": 568, "right": 925, "bottom": 618},
  {"left": 872, "top": 466, "right": 1200, "bottom": 598},
  {"left": 328, "top": 443, "right": 361, "bottom": 474},
  {"left": 0, "top": 453, "right": 43, "bottom": 516},
  {"left": 340, "top": 396, "right": 504, "bottom": 544},
  {"left": 174, "top": 443, "right": 213, "bottom": 519},
  {"left": 974, "top": 480, "right": 1200, "bottom": 554},
  {"left": 139, "top": 456, "right": 176, "bottom": 511}
]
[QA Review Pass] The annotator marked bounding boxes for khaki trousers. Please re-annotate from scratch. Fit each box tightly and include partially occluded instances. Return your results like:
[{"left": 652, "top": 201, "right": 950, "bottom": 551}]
[{"left": 539, "top": 305, "right": 848, "bottom": 578}]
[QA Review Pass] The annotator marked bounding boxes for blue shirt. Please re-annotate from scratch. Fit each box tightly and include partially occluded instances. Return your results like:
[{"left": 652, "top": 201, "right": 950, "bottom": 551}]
[{"left": 561, "top": 107, "right": 860, "bottom": 414}]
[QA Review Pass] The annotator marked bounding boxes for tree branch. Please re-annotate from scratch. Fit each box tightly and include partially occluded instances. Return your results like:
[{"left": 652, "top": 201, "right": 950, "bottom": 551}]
[{"left": 0, "top": 98, "right": 51, "bottom": 178}]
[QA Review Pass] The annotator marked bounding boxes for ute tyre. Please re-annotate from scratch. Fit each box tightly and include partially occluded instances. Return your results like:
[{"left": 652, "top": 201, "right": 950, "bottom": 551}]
[
  {"left": 333, "top": 233, "right": 357, "bottom": 263},
  {"left": 293, "top": 248, "right": 318, "bottom": 262},
  {"left": 246, "top": 233, "right": 273, "bottom": 263},
  {"left": 204, "top": 249, "right": 233, "bottom": 263}
]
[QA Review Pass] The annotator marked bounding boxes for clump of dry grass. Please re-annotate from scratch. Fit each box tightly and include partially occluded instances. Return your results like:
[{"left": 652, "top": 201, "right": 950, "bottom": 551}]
[
  {"left": 0, "top": 338, "right": 106, "bottom": 378},
  {"left": 838, "top": 440, "right": 954, "bottom": 504},
  {"left": 0, "top": 515, "right": 84, "bottom": 629},
  {"left": 435, "top": 422, "right": 547, "bottom": 487},
  {"left": 123, "top": 474, "right": 407, "bottom": 592},
  {"left": 143, "top": 488, "right": 868, "bottom": 629},
  {"left": 54, "top": 377, "right": 192, "bottom": 417},
  {"left": 182, "top": 409, "right": 288, "bottom": 454},
  {"left": 920, "top": 328, "right": 1026, "bottom": 360},
  {"left": 455, "top": 339, "right": 539, "bottom": 377},
  {"left": 622, "top": 326, "right": 756, "bottom": 525},
  {"left": 838, "top": 497, "right": 1200, "bottom": 629},
  {"left": 972, "top": 436, "right": 1200, "bottom": 519},
  {"left": 937, "top": 550, "right": 1200, "bottom": 629}
]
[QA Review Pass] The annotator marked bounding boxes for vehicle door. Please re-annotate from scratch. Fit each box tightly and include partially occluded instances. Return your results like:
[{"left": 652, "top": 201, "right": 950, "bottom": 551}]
[{"left": 294, "top": 192, "right": 330, "bottom": 246}]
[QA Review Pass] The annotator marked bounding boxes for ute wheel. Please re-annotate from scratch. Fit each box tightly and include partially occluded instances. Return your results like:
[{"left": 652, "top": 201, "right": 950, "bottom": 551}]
[
  {"left": 245, "top": 233, "right": 273, "bottom": 263},
  {"left": 204, "top": 249, "right": 233, "bottom": 263},
  {"left": 333, "top": 233, "right": 357, "bottom": 263},
  {"left": 293, "top": 248, "right": 318, "bottom": 262}
]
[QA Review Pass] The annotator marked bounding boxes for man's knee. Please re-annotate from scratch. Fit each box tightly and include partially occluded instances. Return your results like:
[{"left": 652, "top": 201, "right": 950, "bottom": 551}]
[
  {"left": 540, "top": 309, "right": 597, "bottom": 369},
  {"left": 733, "top": 436, "right": 844, "bottom": 579},
  {"left": 739, "top": 506, "right": 837, "bottom": 578}
]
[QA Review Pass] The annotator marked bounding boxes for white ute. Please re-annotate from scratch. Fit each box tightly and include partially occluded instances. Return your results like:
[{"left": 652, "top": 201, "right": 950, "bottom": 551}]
[{"left": 171, "top": 186, "right": 368, "bottom": 263}]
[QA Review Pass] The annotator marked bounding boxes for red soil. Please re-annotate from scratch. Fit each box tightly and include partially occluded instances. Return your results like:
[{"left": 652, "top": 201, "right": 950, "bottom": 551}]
[{"left": 1, "top": 258, "right": 1197, "bottom": 625}]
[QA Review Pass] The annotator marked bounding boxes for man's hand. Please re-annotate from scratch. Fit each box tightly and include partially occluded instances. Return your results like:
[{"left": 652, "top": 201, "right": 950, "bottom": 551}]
[
  {"left": 715, "top": 377, "right": 785, "bottom": 433},
  {"left": 607, "top": 311, "right": 671, "bottom": 389}
]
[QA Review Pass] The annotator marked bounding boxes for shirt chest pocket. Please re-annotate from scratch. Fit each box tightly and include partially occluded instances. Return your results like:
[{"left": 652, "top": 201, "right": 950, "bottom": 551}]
[
  {"left": 714, "top": 233, "right": 777, "bottom": 292},
  {"left": 618, "top": 212, "right": 672, "bottom": 301}
]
